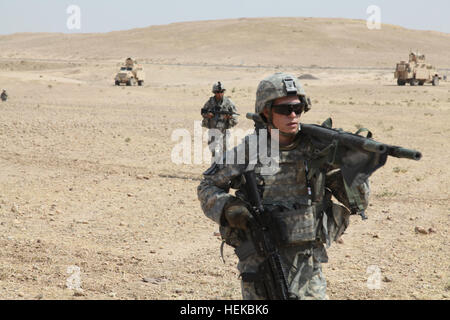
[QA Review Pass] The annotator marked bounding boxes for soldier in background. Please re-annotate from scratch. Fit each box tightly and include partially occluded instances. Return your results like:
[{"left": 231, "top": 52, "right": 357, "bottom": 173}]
[
  {"left": 1, "top": 89, "right": 7, "bottom": 102},
  {"left": 201, "top": 82, "right": 238, "bottom": 161},
  {"left": 198, "top": 73, "right": 370, "bottom": 300}
]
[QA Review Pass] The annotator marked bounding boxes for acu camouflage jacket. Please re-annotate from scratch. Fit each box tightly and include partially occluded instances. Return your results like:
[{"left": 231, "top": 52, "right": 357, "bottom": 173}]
[
  {"left": 201, "top": 96, "right": 238, "bottom": 131},
  {"left": 197, "top": 129, "right": 370, "bottom": 248}
]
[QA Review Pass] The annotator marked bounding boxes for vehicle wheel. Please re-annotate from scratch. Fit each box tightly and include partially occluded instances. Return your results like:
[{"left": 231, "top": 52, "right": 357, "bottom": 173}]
[
  {"left": 410, "top": 79, "right": 418, "bottom": 86},
  {"left": 115, "top": 80, "right": 120, "bottom": 86},
  {"left": 126, "top": 80, "right": 131, "bottom": 86},
  {"left": 432, "top": 76, "right": 439, "bottom": 86},
  {"left": 397, "top": 79, "right": 405, "bottom": 86},
  {"left": 418, "top": 81, "right": 424, "bottom": 86},
  {"left": 138, "top": 80, "right": 143, "bottom": 86}
]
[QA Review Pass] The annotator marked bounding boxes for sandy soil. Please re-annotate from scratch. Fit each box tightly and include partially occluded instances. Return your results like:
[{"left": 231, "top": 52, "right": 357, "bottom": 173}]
[{"left": 0, "top": 18, "right": 449, "bottom": 300}]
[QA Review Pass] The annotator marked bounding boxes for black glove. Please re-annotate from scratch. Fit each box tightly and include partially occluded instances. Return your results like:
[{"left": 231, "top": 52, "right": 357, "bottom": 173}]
[{"left": 223, "top": 198, "right": 253, "bottom": 230}]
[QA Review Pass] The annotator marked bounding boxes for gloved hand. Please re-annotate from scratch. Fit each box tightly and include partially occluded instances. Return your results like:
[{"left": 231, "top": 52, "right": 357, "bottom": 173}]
[{"left": 223, "top": 198, "right": 253, "bottom": 230}]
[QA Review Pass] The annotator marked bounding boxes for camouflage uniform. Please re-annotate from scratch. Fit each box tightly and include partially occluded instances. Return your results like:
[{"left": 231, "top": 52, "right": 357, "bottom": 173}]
[
  {"left": 197, "top": 73, "right": 370, "bottom": 300},
  {"left": 201, "top": 90, "right": 238, "bottom": 159}
]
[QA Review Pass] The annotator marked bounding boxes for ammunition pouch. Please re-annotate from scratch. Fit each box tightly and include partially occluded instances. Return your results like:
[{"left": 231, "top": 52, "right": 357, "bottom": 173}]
[
  {"left": 317, "top": 202, "right": 350, "bottom": 246},
  {"left": 271, "top": 205, "right": 318, "bottom": 246}
]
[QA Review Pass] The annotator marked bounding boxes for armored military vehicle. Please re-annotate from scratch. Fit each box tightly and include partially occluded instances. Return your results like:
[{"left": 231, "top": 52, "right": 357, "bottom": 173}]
[
  {"left": 114, "top": 58, "right": 145, "bottom": 86},
  {"left": 394, "top": 52, "right": 440, "bottom": 86}
]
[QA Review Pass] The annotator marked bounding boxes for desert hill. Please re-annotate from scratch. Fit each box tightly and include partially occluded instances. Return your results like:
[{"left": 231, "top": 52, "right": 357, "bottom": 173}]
[{"left": 1, "top": 17, "right": 449, "bottom": 68}]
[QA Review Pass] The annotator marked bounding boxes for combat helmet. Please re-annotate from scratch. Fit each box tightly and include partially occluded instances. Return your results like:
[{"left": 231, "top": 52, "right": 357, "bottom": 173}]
[
  {"left": 255, "top": 73, "right": 311, "bottom": 116},
  {"left": 212, "top": 81, "right": 226, "bottom": 93}
]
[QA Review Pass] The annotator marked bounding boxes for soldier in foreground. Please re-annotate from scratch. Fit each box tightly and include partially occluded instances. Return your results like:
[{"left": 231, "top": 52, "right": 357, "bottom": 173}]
[
  {"left": 201, "top": 82, "right": 239, "bottom": 161},
  {"left": 1, "top": 89, "right": 7, "bottom": 102},
  {"left": 197, "top": 73, "right": 421, "bottom": 300}
]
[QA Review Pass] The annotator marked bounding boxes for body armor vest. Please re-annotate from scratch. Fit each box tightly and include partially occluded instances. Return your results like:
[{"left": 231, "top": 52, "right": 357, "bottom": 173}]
[
  {"left": 252, "top": 136, "right": 325, "bottom": 245},
  {"left": 255, "top": 146, "right": 311, "bottom": 209}
]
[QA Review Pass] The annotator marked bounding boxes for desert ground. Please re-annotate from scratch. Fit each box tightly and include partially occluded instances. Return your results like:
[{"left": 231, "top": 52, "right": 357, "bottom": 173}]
[{"left": 0, "top": 18, "right": 449, "bottom": 300}]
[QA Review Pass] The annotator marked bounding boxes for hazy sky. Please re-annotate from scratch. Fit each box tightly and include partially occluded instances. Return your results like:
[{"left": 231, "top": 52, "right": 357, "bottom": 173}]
[{"left": 0, "top": 0, "right": 449, "bottom": 35}]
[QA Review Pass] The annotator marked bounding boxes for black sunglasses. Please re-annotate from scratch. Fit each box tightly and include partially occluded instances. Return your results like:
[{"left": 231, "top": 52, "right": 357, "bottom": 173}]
[{"left": 271, "top": 103, "right": 304, "bottom": 116}]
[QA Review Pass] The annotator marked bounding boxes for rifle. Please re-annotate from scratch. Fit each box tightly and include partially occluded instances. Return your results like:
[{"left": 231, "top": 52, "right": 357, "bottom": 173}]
[
  {"left": 242, "top": 170, "right": 296, "bottom": 300},
  {"left": 246, "top": 112, "right": 421, "bottom": 188},
  {"left": 201, "top": 107, "right": 240, "bottom": 119}
]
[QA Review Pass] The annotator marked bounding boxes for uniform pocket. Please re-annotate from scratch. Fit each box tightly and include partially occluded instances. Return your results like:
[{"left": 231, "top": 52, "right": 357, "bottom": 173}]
[
  {"left": 326, "top": 203, "right": 350, "bottom": 242},
  {"left": 272, "top": 206, "right": 317, "bottom": 245}
]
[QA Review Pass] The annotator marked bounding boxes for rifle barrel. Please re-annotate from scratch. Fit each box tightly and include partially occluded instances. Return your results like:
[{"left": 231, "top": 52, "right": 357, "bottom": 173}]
[
  {"left": 246, "top": 112, "right": 422, "bottom": 161},
  {"left": 388, "top": 146, "right": 422, "bottom": 160},
  {"left": 301, "top": 124, "right": 387, "bottom": 154}
]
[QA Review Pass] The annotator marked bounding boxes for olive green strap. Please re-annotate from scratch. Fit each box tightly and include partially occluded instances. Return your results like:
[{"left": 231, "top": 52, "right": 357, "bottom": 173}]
[
  {"left": 354, "top": 127, "right": 372, "bottom": 138},
  {"left": 343, "top": 179, "right": 366, "bottom": 214}
]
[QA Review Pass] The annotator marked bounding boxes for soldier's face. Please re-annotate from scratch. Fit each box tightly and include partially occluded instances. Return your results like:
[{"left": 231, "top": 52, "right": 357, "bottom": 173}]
[
  {"left": 214, "top": 92, "right": 224, "bottom": 100},
  {"left": 266, "top": 96, "right": 301, "bottom": 134}
]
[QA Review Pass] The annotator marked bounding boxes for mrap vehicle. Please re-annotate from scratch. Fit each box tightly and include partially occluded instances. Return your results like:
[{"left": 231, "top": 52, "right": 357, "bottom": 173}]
[{"left": 394, "top": 52, "right": 440, "bottom": 86}]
